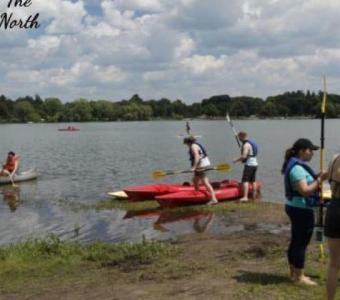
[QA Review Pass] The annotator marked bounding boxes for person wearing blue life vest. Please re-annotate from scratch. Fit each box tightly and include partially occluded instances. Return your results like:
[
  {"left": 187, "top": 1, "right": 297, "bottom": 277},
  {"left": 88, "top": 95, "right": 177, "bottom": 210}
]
[
  {"left": 281, "top": 138, "right": 328, "bottom": 286},
  {"left": 183, "top": 136, "right": 218, "bottom": 205},
  {"left": 325, "top": 154, "right": 340, "bottom": 300},
  {"left": 233, "top": 131, "right": 258, "bottom": 202}
]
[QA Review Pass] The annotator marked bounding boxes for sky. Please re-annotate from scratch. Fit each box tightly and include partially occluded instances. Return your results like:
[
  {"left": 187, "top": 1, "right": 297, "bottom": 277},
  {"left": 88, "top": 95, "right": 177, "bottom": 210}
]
[{"left": 0, "top": 0, "right": 339, "bottom": 103}]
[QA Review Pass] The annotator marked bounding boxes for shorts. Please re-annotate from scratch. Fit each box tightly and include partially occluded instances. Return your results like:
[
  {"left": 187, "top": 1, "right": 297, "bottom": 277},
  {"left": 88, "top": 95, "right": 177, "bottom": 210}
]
[
  {"left": 242, "top": 165, "right": 257, "bottom": 183},
  {"left": 194, "top": 169, "right": 207, "bottom": 178},
  {"left": 324, "top": 199, "right": 340, "bottom": 238}
]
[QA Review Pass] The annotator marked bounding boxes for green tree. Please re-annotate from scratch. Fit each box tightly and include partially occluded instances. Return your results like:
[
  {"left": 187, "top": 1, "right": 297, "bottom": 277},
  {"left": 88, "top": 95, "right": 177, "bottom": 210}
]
[
  {"left": 91, "top": 100, "right": 115, "bottom": 121},
  {"left": 14, "top": 101, "right": 40, "bottom": 122},
  {"left": 259, "top": 102, "right": 278, "bottom": 117},
  {"left": 44, "top": 98, "right": 64, "bottom": 122},
  {"left": 69, "top": 99, "right": 93, "bottom": 121},
  {"left": 229, "top": 100, "right": 248, "bottom": 117},
  {"left": 202, "top": 104, "right": 219, "bottom": 117}
]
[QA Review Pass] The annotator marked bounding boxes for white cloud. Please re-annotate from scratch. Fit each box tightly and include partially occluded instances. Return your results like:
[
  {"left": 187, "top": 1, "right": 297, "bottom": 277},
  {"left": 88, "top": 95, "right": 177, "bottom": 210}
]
[
  {"left": 181, "top": 55, "right": 225, "bottom": 75},
  {"left": 46, "top": 1, "right": 86, "bottom": 34},
  {"left": 2, "top": 0, "right": 340, "bottom": 102},
  {"left": 114, "top": 0, "right": 166, "bottom": 13}
]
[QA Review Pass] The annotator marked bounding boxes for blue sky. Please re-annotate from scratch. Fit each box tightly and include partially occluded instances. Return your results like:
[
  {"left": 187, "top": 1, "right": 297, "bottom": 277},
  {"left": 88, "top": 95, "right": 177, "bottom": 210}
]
[{"left": 0, "top": 0, "right": 339, "bottom": 103}]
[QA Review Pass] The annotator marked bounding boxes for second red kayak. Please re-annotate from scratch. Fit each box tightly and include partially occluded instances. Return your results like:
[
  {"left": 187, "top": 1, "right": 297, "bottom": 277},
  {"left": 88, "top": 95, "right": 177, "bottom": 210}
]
[
  {"left": 123, "top": 180, "right": 238, "bottom": 201},
  {"left": 155, "top": 181, "right": 262, "bottom": 207}
]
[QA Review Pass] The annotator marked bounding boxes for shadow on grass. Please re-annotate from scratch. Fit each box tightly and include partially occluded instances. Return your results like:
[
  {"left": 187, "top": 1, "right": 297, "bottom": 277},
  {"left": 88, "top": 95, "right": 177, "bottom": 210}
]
[{"left": 233, "top": 270, "right": 291, "bottom": 285}]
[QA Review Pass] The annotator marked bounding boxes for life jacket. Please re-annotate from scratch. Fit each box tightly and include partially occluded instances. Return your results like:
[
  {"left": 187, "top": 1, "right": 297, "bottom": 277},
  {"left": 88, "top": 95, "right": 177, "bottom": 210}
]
[
  {"left": 189, "top": 143, "right": 208, "bottom": 167},
  {"left": 4, "top": 155, "right": 17, "bottom": 172},
  {"left": 242, "top": 139, "right": 258, "bottom": 158},
  {"left": 284, "top": 157, "right": 319, "bottom": 206}
]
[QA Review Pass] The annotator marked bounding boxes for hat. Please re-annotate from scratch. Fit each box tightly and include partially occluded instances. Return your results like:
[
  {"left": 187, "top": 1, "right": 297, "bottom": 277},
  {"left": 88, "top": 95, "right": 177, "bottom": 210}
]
[{"left": 292, "top": 138, "right": 319, "bottom": 151}]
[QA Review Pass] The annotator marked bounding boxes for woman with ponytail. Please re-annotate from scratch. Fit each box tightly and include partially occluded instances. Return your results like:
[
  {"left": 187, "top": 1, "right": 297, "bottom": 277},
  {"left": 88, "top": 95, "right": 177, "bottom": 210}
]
[{"left": 282, "top": 138, "right": 328, "bottom": 285}]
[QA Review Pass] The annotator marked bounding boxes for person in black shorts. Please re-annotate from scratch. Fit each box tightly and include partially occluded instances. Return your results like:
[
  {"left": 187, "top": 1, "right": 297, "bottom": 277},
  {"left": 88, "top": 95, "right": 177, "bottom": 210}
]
[
  {"left": 233, "top": 131, "right": 258, "bottom": 202},
  {"left": 325, "top": 154, "right": 340, "bottom": 300}
]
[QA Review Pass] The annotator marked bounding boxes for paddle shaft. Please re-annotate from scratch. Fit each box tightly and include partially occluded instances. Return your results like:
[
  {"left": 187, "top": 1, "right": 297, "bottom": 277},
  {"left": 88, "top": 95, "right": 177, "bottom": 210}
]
[
  {"left": 315, "top": 77, "right": 327, "bottom": 249},
  {"left": 165, "top": 166, "right": 224, "bottom": 175},
  {"left": 226, "top": 113, "right": 241, "bottom": 148},
  {"left": 152, "top": 163, "right": 231, "bottom": 178},
  {"left": 317, "top": 77, "right": 327, "bottom": 231},
  {"left": 7, "top": 172, "right": 16, "bottom": 187}
]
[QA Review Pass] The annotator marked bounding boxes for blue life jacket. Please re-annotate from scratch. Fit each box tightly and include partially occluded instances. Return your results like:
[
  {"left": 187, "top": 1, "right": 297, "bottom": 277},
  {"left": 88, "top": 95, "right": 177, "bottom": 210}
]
[
  {"left": 241, "top": 139, "right": 258, "bottom": 161},
  {"left": 189, "top": 143, "right": 207, "bottom": 167},
  {"left": 284, "top": 157, "right": 319, "bottom": 207}
]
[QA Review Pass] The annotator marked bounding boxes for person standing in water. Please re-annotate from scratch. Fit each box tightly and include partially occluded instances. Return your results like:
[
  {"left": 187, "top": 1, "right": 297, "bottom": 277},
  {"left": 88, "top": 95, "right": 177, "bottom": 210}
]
[
  {"left": 186, "top": 121, "right": 191, "bottom": 136},
  {"left": 183, "top": 136, "right": 218, "bottom": 205},
  {"left": 282, "top": 138, "right": 327, "bottom": 286},
  {"left": 325, "top": 154, "right": 340, "bottom": 299},
  {"left": 233, "top": 131, "right": 258, "bottom": 201}
]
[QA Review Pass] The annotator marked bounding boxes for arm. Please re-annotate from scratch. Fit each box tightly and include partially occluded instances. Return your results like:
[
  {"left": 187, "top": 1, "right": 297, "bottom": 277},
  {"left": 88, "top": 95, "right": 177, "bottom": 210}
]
[
  {"left": 10, "top": 157, "right": 19, "bottom": 175},
  {"left": 233, "top": 143, "right": 249, "bottom": 163},
  {"left": 190, "top": 145, "right": 200, "bottom": 170},
  {"left": 294, "top": 172, "right": 328, "bottom": 197}
]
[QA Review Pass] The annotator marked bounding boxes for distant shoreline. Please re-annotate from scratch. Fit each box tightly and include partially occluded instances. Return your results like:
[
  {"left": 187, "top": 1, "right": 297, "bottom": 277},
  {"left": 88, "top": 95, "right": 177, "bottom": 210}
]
[{"left": 0, "top": 116, "right": 328, "bottom": 124}]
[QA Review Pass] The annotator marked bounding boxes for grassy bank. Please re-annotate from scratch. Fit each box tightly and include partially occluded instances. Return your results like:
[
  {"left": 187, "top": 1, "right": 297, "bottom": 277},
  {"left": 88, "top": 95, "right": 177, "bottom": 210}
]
[{"left": 0, "top": 202, "right": 330, "bottom": 300}]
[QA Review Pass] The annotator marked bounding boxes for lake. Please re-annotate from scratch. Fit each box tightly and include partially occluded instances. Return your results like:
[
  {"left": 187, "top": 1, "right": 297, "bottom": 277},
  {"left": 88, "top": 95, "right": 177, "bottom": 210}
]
[{"left": 0, "top": 120, "right": 339, "bottom": 245}]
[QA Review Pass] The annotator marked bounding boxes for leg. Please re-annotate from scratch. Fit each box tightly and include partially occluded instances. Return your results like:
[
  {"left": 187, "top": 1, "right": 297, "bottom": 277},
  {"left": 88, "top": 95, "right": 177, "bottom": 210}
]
[
  {"left": 201, "top": 175, "right": 217, "bottom": 204},
  {"left": 240, "top": 182, "right": 249, "bottom": 201},
  {"left": 285, "top": 205, "right": 316, "bottom": 284},
  {"left": 192, "top": 175, "right": 200, "bottom": 191},
  {"left": 0, "top": 169, "right": 9, "bottom": 176},
  {"left": 248, "top": 167, "right": 258, "bottom": 199},
  {"left": 240, "top": 166, "right": 255, "bottom": 202},
  {"left": 326, "top": 239, "right": 340, "bottom": 300},
  {"left": 251, "top": 182, "right": 257, "bottom": 198}
]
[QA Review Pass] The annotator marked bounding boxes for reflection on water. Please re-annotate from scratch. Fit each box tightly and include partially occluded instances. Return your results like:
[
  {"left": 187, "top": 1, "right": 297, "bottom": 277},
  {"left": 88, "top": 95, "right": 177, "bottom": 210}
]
[
  {"left": 1, "top": 186, "right": 21, "bottom": 212},
  {"left": 122, "top": 205, "right": 288, "bottom": 237}
]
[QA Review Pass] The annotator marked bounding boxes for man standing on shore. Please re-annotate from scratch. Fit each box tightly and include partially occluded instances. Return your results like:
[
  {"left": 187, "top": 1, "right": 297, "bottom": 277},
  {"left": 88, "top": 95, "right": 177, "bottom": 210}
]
[{"left": 233, "top": 131, "right": 258, "bottom": 202}]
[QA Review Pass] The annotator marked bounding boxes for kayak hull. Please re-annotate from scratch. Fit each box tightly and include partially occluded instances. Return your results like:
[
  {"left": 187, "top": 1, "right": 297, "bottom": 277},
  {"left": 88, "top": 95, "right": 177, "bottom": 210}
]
[
  {"left": 156, "top": 181, "right": 262, "bottom": 207},
  {"left": 123, "top": 180, "right": 238, "bottom": 201},
  {"left": 0, "top": 169, "right": 38, "bottom": 185}
]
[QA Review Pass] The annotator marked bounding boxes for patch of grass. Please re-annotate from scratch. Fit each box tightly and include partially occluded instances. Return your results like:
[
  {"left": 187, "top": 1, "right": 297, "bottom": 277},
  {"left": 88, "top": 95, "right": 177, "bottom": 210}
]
[{"left": 0, "top": 235, "right": 177, "bottom": 290}]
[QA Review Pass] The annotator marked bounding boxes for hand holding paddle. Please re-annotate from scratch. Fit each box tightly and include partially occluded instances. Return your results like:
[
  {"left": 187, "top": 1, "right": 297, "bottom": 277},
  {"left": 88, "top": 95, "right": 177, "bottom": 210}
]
[{"left": 152, "top": 163, "right": 232, "bottom": 179}]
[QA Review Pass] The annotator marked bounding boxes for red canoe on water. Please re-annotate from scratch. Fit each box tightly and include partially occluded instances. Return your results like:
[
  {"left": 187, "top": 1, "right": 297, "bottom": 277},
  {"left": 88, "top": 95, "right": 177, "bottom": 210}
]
[
  {"left": 155, "top": 181, "right": 262, "bottom": 208},
  {"left": 123, "top": 180, "right": 238, "bottom": 201},
  {"left": 58, "top": 126, "right": 80, "bottom": 132}
]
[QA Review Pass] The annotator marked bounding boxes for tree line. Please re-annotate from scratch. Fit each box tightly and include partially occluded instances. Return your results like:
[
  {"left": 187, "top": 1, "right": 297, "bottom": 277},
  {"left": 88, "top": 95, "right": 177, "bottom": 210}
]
[{"left": 0, "top": 90, "right": 340, "bottom": 123}]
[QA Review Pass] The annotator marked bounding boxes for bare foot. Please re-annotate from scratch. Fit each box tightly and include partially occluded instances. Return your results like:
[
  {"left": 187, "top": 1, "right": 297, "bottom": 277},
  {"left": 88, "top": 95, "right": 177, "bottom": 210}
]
[
  {"left": 239, "top": 198, "right": 248, "bottom": 202},
  {"left": 294, "top": 275, "right": 318, "bottom": 286},
  {"left": 206, "top": 199, "right": 218, "bottom": 206}
]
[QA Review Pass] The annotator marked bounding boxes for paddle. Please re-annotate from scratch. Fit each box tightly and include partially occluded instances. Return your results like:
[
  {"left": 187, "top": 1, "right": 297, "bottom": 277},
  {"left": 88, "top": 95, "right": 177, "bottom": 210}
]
[
  {"left": 152, "top": 163, "right": 232, "bottom": 179},
  {"left": 8, "top": 172, "right": 17, "bottom": 188},
  {"left": 226, "top": 113, "right": 241, "bottom": 148},
  {"left": 315, "top": 75, "right": 327, "bottom": 261}
]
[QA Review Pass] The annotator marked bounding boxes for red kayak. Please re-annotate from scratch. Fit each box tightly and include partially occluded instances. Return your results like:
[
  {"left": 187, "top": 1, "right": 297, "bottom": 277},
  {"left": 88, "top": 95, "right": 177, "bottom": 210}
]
[
  {"left": 156, "top": 181, "right": 261, "bottom": 207},
  {"left": 58, "top": 126, "right": 80, "bottom": 132},
  {"left": 123, "top": 180, "right": 237, "bottom": 201}
]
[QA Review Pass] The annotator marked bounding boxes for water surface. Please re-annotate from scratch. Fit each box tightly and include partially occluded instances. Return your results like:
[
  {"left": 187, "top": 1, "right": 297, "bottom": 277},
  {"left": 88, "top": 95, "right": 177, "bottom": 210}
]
[{"left": 0, "top": 120, "right": 338, "bottom": 245}]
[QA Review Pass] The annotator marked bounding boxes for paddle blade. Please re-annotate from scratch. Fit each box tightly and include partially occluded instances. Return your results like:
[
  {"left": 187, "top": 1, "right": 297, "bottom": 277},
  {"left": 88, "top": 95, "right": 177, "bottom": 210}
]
[
  {"left": 215, "top": 163, "right": 232, "bottom": 172},
  {"left": 152, "top": 170, "right": 167, "bottom": 178}
]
